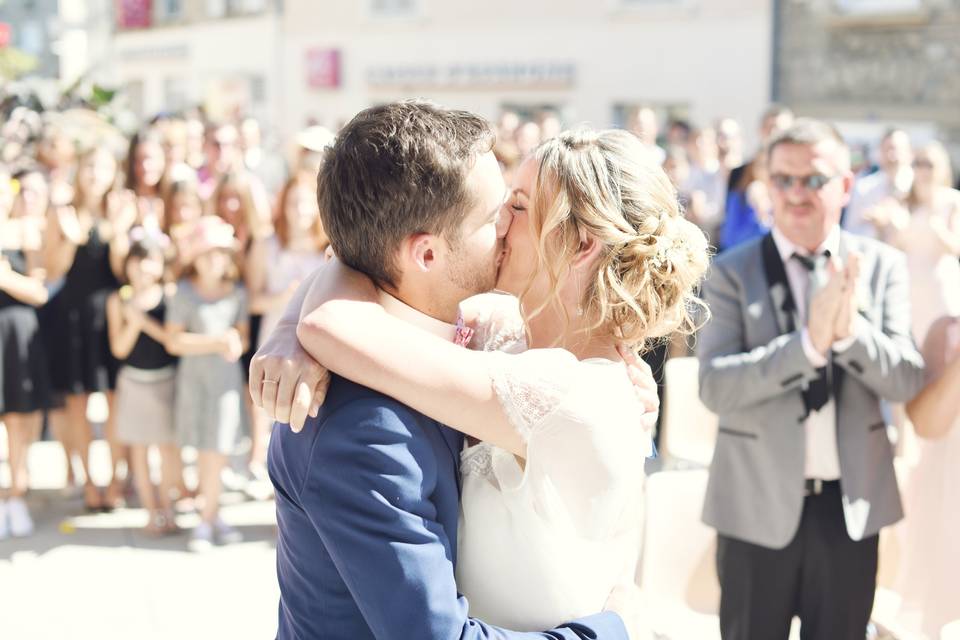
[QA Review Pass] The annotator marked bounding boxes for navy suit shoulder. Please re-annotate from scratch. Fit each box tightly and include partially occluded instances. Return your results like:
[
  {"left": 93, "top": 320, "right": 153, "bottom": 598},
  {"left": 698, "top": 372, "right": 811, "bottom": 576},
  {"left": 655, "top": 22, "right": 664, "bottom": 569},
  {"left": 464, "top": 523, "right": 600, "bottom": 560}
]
[{"left": 270, "top": 376, "right": 450, "bottom": 502}]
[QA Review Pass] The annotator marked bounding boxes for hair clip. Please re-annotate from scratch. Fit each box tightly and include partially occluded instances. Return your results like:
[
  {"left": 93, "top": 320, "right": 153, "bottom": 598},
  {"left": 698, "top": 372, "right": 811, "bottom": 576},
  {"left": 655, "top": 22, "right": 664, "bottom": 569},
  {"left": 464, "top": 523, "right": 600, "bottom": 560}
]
[{"left": 651, "top": 235, "right": 687, "bottom": 270}]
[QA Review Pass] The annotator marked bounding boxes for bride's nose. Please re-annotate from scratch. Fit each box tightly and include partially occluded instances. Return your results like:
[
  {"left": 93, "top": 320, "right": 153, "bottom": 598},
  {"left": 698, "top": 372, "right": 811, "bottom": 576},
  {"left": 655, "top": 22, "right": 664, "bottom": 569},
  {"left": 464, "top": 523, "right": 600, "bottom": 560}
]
[{"left": 496, "top": 204, "right": 514, "bottom": 238}]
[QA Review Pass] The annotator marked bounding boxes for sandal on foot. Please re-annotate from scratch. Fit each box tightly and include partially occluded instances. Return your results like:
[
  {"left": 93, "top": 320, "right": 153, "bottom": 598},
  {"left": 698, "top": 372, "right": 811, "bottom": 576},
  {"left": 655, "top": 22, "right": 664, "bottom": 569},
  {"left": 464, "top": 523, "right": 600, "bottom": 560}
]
[{"left": 83, "top": 485, "right": 103, "bottom": 512}]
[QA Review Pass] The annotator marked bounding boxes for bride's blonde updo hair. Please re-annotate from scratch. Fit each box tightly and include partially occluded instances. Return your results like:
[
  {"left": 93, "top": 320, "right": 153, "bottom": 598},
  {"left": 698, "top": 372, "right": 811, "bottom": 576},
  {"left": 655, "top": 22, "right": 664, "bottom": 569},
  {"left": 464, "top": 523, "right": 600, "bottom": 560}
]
[{"left": 524, "top": 128, "right": 710, "bottom": 348}]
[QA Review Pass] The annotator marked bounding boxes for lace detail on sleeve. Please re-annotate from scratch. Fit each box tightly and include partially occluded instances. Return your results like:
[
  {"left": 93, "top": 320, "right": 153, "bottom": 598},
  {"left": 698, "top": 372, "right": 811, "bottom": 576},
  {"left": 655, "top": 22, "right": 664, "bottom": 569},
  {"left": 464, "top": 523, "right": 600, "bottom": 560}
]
[{"left": 488, "top": 350, "right": 569, "bottom": 442}]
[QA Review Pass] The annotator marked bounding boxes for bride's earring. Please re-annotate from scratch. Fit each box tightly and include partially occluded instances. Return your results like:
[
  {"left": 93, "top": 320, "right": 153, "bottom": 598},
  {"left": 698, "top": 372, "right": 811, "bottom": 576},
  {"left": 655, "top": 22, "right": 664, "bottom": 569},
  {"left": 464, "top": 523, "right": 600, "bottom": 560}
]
[{"left": 576, "top": 279, "right": 584, "bottom": 317}]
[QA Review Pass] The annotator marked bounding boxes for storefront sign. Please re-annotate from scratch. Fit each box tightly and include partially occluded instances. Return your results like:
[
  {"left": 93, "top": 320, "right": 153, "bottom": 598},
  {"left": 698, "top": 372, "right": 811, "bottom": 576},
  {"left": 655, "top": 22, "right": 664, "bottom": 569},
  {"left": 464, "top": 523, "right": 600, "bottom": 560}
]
[
  {"left": 118, "top": 44, "right": 189, "bottom": 61},
  {"left": 367, "top": 61, "right": 576, "bottom": 89}
]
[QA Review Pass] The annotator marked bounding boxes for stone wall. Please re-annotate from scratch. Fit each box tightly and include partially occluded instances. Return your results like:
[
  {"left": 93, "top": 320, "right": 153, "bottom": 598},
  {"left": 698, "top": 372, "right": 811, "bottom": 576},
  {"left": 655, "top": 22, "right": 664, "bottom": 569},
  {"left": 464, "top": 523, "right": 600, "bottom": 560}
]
[{"left": 775, "top": 0, "right": 960, "bottom": 173}]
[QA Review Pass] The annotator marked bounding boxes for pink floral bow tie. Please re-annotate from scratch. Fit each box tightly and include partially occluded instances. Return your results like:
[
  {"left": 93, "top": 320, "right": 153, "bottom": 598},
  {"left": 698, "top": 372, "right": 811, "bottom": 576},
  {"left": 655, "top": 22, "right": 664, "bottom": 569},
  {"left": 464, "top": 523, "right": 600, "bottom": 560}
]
[{"left": 454, "top": 315, "right": 474, "bottom": 348}]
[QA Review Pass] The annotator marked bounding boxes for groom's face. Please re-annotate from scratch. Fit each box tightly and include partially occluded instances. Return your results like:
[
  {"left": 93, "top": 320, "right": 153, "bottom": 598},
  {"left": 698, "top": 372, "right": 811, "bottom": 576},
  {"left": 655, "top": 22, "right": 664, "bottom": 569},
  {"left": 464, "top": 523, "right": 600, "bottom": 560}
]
[{"left": 441, "top": 150, "right": 512, "bottom": 300}]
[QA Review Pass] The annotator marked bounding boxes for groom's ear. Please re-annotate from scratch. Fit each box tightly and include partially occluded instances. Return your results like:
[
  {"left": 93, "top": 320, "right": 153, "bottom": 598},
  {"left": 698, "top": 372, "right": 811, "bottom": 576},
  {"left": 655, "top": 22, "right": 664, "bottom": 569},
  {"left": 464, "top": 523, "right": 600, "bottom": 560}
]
[{"left": 404, "top": 232, "right": 439, "bottom": 273}]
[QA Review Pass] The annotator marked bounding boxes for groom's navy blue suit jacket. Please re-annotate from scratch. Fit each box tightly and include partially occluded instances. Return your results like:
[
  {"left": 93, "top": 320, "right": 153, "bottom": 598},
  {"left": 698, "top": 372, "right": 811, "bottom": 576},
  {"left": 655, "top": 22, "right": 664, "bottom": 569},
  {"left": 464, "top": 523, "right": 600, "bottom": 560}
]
[{"left": 269, "top": 375, "right": 627, "bottom": 640}]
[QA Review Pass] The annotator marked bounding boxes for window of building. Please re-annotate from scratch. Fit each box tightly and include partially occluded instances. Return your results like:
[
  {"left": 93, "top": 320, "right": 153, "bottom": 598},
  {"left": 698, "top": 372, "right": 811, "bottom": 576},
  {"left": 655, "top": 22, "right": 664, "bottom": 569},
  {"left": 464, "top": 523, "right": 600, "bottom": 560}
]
[
  {"left": 249, "top": 75, "right": 266, "bottom": 104},
  {"left": 227, "top": 0, "right": 268, "bottom": 15},
  {"left": 615, "top": 0, "right": 692, "bottom": 8},
  {"left": 368, "top": 0, "right": 422, "bottom": 19},
  {"left": 158, "top": 0, "right": 183, "bottom": 22},
  {"left": 207, "top": 0, "right": 227, "bottom": 18},
  {"left": 612, "top": 103, "right": 690, "bottom": 146},
  {"left": 500, "top": 103, "right": 564, "bottom": 124},
  {"left": 125, "top": 80, "right": 145, "bottom": 119},
  {"left": 834, "top": 0, "right": 922, "bottom": 14},
  {"left": 17, "top": 20, "right": 43, "bottom": 55},
  {"left": 164, "top": 76, "right": 188, "bottom": 112}
]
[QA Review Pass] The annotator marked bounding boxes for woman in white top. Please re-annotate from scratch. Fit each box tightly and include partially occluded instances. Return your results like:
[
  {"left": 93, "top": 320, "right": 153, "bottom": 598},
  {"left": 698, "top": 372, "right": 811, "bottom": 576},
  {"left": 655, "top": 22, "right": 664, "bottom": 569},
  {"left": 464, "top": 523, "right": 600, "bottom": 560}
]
[
  {"left": 248, "top": 174, "right": 330, "bottom": 348},
  {"left": 285, "top": 129, "right": 709, "bottom": 634}
]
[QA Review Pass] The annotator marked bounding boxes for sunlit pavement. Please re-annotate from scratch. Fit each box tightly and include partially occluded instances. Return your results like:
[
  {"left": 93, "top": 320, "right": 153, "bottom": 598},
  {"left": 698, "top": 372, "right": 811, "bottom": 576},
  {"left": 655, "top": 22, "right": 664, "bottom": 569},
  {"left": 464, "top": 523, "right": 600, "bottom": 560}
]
[{"left": 0, "top": 440, "right": 280, "bottom": 640}]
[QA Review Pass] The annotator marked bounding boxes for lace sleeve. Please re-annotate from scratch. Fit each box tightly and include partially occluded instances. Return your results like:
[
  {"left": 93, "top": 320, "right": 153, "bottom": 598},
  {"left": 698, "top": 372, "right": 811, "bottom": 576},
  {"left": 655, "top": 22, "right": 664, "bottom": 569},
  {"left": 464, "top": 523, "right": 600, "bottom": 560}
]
[{"left": 487, "top": 349, "right": 574, "bottom": 442}]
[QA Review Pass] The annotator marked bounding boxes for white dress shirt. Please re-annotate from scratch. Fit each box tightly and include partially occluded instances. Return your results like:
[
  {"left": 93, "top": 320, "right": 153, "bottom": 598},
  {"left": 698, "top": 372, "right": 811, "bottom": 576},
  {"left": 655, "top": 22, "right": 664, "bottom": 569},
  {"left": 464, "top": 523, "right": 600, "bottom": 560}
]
[
  {"left": 771, "top": 226, "right": 854, "bottom": 481},
  {"left": 377, "top": 290, "right": 458, "bottom": 341}
]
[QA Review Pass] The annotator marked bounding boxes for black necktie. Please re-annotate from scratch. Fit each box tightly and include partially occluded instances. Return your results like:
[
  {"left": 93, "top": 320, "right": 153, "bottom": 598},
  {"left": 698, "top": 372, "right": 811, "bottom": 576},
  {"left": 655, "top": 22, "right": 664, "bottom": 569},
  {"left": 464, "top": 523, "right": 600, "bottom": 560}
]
[{"left": 792, "top": 252, "right": 831, "bottom": 415}]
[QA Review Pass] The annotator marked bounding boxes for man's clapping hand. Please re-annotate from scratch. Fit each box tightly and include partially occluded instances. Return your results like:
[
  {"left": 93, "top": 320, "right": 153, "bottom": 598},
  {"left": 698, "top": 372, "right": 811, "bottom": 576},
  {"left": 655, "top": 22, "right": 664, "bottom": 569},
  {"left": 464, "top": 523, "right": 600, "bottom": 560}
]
[
  {"left": 807, "top": 252, "right": 863, "bottom": 354},
  {"left": 833, "top": 252, "right": 862, "bottom": 342},
  {"left": 807, "top": 256, "right": 846, "bottom": 354}
]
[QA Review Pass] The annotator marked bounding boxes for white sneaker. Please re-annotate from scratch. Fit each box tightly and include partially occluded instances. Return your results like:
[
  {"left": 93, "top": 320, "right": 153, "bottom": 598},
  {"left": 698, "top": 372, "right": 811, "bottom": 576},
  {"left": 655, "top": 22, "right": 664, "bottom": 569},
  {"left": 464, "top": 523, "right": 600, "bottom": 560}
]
[
  {"left": 213, "top": 517, "right": 243, "bottom": 545},
  {"left": 0, "top": 501, "right": 9, "bottom": 540},
  {"left": 6, "top": 498, "right": 33, "bottom": 537},
  {"left": 188, "top": 522, "right": 214, "bottom": 552}
]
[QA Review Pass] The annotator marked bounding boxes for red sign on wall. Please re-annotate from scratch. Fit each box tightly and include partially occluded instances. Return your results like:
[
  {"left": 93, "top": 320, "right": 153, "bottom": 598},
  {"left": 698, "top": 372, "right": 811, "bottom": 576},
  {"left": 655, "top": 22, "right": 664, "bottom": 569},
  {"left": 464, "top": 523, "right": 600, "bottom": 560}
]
[
  {"left": 0, "top": 23, "right": 11, "bottom": 48},
  {"left": 116, "top": 0, "right": 153, "bottom": 29},
  {"left": 306, "top": 48, "right": 341, "bottom": 89}
]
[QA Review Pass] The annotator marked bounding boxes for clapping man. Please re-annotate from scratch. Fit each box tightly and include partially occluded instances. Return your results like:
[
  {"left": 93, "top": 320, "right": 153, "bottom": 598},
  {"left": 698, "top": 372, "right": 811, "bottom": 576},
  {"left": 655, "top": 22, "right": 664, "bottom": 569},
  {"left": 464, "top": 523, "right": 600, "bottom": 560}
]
[{"left": 697, "top": 119, "right": 925, "bottom": 639}]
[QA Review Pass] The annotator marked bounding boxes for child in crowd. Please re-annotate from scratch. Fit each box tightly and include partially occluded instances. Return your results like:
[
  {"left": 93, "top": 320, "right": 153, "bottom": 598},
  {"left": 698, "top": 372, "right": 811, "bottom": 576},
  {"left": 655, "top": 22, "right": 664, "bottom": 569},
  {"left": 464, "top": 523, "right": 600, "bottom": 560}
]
[
  {"left": 166, "top": 216, "right": 250, "bottom": 550},
  {"left": 106, "top": 229, "right": 181, "bottom": 535}
]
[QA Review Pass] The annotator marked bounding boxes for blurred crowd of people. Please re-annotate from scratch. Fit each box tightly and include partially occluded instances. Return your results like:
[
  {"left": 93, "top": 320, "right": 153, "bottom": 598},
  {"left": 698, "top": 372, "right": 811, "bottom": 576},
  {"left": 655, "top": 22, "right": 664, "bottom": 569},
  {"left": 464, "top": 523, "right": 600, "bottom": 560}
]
[{"left": 0, "top": 102, "right": 331, "bottom": 547}]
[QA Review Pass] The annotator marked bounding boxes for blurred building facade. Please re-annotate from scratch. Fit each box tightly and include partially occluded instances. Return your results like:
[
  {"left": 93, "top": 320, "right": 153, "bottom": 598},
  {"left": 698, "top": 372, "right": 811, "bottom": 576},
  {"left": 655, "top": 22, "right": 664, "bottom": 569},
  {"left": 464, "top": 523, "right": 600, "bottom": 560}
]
[
  {"left": 111, "top": 0, "right": 280, "bottom": 123},
  {"left": 775, "top": 0, "right": 960, "bottom": 164},
  {"left": 109, "top": 0, "right": 774, "bottom": 146},
  {"left": 281, "top": 0, "right": 774, "bottom": 144}
]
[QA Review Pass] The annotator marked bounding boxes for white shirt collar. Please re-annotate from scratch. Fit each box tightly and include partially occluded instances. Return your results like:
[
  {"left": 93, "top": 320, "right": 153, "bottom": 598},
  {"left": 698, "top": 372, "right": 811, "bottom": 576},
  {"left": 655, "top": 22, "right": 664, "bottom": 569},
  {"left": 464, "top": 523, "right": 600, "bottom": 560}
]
[
  {"left": 771, "top": 225, "right": 841, "bottom": 263},
  {"left": 377, "top": 289, "right": 458, "bottom": 342}
]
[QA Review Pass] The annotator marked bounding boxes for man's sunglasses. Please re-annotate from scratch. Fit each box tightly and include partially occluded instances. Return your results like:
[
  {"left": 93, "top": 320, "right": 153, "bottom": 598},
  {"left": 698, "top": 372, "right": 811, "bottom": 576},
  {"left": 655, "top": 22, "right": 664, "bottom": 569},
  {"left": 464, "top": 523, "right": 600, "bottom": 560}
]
[{"left": 769, "top": 173, "right": 837, "bottom": 192}]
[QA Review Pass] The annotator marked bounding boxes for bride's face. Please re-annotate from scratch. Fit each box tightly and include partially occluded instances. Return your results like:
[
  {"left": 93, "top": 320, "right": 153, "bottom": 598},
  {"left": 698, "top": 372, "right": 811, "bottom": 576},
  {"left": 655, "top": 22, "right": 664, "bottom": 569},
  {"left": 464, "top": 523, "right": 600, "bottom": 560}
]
[
  {"left": 495, "top": 156, "right": 538, "bottom": 296},
  {"left": 495, "top": 156, "right": 563, "bottom": 313}
]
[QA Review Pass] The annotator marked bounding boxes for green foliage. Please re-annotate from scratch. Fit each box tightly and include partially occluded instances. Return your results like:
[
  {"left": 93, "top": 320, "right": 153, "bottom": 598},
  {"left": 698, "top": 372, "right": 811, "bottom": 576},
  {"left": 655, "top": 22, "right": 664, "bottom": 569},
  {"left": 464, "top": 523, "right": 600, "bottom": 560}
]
[{"left": 0, "top": 47, "right": 38, "bottom": 81}]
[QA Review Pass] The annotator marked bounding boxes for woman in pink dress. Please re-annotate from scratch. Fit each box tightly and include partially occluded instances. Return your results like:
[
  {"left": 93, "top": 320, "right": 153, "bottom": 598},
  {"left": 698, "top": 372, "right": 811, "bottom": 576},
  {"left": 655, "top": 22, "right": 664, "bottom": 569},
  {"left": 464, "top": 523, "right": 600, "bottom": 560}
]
[{"left": 894, "top": 315, "right": 960, "bottom": 637}]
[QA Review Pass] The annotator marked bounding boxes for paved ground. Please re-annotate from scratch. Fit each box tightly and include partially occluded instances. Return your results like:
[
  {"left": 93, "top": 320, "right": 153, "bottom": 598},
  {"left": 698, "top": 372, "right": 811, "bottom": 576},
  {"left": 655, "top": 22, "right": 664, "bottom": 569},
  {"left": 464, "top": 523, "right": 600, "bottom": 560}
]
[{"left": 0, "top": 440, "right": 280, "bottom": 640}]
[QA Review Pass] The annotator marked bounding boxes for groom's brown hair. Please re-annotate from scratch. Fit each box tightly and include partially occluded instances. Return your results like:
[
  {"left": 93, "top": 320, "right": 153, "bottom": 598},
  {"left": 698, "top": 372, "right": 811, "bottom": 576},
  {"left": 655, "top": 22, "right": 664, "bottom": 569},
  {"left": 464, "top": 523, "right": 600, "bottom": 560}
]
[{"left": 317, "top": 100, "right": 495, "bottom": 287}]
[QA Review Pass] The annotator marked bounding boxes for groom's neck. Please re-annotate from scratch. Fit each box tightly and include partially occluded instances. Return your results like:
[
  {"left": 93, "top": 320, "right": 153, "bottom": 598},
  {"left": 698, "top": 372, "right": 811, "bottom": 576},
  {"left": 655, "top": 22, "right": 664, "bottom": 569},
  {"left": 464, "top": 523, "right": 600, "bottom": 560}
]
[{"left": 382, "top": 282, "right": 461, "bottom": 325}]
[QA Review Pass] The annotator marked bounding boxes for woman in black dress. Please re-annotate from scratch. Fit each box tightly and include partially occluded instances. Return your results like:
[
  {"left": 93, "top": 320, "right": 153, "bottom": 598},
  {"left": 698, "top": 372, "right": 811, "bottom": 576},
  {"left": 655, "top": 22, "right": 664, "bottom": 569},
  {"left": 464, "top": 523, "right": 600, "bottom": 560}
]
[
  {"left": 43, "top": 145, "right": 131, "bottom": 510},
  {"left": 0, "top": 164, "right": 50, "bottom": 538}
]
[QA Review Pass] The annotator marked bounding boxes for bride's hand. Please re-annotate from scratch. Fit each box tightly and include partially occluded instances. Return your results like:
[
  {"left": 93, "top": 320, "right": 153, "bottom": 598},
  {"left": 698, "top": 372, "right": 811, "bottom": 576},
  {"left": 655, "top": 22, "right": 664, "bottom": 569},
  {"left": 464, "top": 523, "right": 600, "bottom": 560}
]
[
  {"left": 617, "top": 344, "right": 660, "bottom": 435},
  {"left": 604, "top": 582, "right": 646, "bottom": 640},
  {"left": 249, "top": 321, "right": 331, "bottom": 431}
]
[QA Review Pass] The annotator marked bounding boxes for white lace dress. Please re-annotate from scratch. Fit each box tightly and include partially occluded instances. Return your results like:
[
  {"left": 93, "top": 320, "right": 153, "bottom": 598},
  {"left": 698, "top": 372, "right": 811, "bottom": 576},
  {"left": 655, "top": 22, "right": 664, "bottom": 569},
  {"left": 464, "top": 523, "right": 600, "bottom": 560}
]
[{"left": 456, "top": 295, "right": 653, "bottom": 631}]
